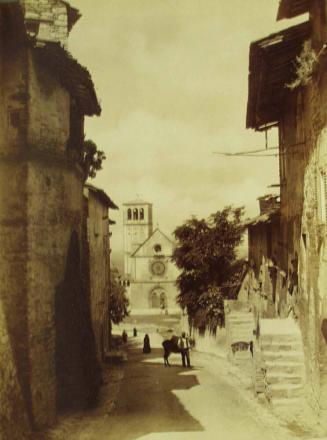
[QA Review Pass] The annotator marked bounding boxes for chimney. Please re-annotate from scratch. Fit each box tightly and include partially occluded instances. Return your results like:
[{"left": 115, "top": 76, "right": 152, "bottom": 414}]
[{"left": 258, "top": 194, "right": 280, "bottom": 214}]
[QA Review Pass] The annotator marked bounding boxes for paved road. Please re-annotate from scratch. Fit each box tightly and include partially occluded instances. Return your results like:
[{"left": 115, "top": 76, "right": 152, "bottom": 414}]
[
  {"left": 105, "top": 334, "right": 297, "bottom": 440},
  {"left": 47, "top": 333, "right": 301, "bottom": 440}
]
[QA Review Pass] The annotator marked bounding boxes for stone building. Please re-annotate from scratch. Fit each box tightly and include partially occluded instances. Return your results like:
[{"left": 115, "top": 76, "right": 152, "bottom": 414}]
[
  {"left": 245, "top": 195, "right": 281, "bottom": 278},
  {"left": 123, "top": 199, "right": 180, "bottom": 313},
  {"left": 243, "top": 0, "right": 327, "bottom": 420},
  {"left": 84, "top": 183, "right": 118, "bottom": 361},
  {"left": 0, "top": 1, "right": 101, "bottom": 437}
]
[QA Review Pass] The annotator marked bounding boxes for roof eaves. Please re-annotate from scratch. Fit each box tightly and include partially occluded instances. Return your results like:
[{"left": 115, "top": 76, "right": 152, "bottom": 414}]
[
  {"left": 34, "top": 42, "right": 101, "bottom": 116},
  {"left": 130, "top": 228, "right": 174, "bottom": 257},
  {"left": 246, "top": 21, "right": 310, "bottom": 130},
  {"left": 85, "top": 184, "right": 119, "bottom": 210},
  {"left": 123, "top": 199, "right": 152, "bottom": 206},
  {"left": 277, "top": 0, "right": 310, "bottom": 21},
  {"left": 243, "top": 208, "right": 280, "bottom": 227},
  {"left": 61, "top": 1, "right": 81, "bottom": 31}
]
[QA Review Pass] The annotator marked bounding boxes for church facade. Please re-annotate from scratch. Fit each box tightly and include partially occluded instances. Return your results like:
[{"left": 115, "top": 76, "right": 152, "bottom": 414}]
[{"left": 123, "top": 199, "right": 180, "bottom": 313}]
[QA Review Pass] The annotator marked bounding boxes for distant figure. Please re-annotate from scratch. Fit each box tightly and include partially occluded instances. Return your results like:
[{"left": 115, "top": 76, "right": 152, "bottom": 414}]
[
  {"left": 133, "top": 327, "right": 137, "bottom": 337},
  {"left": 179, "top": 332, "right": 191, "bottom": 368},
  {"left": 122, "top": 330, "right": 127, "bottom": 344},
  {"left": 143, "top": 334, "right": 151, "bottom": 354}
]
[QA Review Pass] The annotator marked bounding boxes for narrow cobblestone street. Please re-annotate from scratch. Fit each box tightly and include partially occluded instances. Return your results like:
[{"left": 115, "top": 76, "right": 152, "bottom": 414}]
[{"left": 44, "top": 332, "right": 305, "bottom": 440}]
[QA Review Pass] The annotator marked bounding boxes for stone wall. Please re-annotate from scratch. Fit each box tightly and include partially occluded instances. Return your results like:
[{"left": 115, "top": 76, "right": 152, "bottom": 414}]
[
  {"left": 0, "top": 40, "right": 100, "bottom": 432},
  {"left": 260, "top": 56, "right": 327, "bottom": 413},
  {"left": 24, "top": 0, "right": 69, "bottom": 48},
  {"left": 0, "top": 299, "right": 31, "bottom": 440},
  {"left": 85, "top": 188, "right": 110, "bottom": 361}
]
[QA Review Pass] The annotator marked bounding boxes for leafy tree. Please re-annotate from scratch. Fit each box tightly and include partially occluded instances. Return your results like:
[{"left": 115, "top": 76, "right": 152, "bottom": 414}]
[
  {"left": 108, "top": 274, "right": 129, "bottom": 350},
  {"left": 172, "top": 206, "right": 245, "bottom": 330},
  {"left": 109, "top": 277, "right": 129, "bottom": 325},
  {"left": 83, "top": 139, "right": 106, "bottom": 179}
]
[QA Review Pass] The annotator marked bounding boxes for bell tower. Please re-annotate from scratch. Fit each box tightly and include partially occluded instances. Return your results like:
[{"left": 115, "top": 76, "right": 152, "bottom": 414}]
[{"left": 123, "top": 199, "right": 153, "bottom": 278}]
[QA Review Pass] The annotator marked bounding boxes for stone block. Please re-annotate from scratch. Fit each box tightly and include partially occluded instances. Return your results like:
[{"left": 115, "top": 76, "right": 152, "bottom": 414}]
[{"left": 25, "top": 12, "right": 40, "bottom": 20}]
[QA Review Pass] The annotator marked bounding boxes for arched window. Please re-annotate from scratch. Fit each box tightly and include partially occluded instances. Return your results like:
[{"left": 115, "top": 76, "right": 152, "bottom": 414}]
[
  {"left": 140, "top": 208, "right": 144, "bottom": 220},
  {"left": 127, "top": 209, "right": 132, "bottom": 220},
  {"left": 133, "top": 208, "right": 138, "bottom": 220}
]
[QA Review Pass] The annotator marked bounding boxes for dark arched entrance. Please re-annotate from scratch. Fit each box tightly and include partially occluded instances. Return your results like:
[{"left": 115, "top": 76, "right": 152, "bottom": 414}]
[{"left": 55, "top": 231, "right": 100, "bottom": 412}]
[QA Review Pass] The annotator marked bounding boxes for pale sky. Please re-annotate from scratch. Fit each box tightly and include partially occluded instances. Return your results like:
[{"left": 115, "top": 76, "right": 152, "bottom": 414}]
[{"left": 69, "top": 1, "right": 306, "bottom": 268}]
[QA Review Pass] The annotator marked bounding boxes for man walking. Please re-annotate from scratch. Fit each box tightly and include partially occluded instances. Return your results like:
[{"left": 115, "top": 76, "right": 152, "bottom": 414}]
[{"left": 179, "top": 332, "right": 191, "bottom": 368}]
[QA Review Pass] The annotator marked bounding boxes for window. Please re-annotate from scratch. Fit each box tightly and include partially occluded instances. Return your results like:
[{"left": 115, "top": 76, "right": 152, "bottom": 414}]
[
  {"left": 154, "top": 244, "right": 162, "bottom": 253},
  {"left": 140, "top": 208, "right": 144, "bottom": 220},
  {"left": 9, "top": 110, "right": 21, "bottom": 128},
  {"left": 127, "top": 209, "right": 132, "bottom": 220},
  {"left": 133, "top": 208, "right": 138, "bottom": 220}
]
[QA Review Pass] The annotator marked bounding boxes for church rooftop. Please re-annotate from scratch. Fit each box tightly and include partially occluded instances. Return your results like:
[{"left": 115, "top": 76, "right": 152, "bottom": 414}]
[{"left": 123, "top": 198, "right": 152, "bottom": 206}]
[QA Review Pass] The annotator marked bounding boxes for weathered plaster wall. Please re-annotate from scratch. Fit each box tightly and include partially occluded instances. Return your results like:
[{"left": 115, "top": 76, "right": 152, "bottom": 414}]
[
  {"left": 0, "top": 299, "right": 31, "bottom": 440},
  {"left": 28, "top": 50, "right": 70, "bottom": 151},
  {"left": 279, "top": 62, "right": 327, "bottom": 412},
  {"left": 0, "top": 43, "right": 100, "bottom": 432},
  {"left": 86, "top": 190, "right": 110, "bottom": 361},
  {"left": 0, "top": 44, "right": 32, "bottom": 430}
]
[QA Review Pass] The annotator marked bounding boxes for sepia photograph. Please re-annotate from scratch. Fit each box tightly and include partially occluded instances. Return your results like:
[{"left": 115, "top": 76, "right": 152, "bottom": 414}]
[{"left": 1, "top": 0, "right": 327, "bottom": 439}]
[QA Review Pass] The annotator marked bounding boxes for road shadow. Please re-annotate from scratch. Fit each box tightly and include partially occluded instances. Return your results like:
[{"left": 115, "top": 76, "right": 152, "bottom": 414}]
[{"left": 107, "top": 345, "right": 203, "bottom": 440}]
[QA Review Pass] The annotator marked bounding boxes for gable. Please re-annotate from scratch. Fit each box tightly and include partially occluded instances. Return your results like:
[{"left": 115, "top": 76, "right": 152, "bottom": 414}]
[{"left": 131, "top": 229, "right": 174, "bottom": 258}]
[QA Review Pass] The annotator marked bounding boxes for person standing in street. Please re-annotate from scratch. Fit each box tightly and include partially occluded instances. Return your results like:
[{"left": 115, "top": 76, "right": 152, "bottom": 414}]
[
  {"left": 179, "top": 332, "right": 191, "bottom": 367},
  {"left": 143, "top": 334, "right": 151, "bottom": 354}
]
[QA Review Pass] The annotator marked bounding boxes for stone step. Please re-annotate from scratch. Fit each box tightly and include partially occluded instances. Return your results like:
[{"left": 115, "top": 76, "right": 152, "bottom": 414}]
[
  {"left": 261, "top": 342, "right": 302, "bottom": 352},
  {"left": 230, "top": 329, "right": 254, "bottom": 334},
  {"left": 269, "top": 383, "right": 304, "bottom": 399},
  {"left": 264, "top": 361, "right": 304, "bottom": 375},
  {"left": 229, "top": 322, "right": 253, "bottom": 328},
  {"left": 262, "top": 351, "right": 304, "bottom": 363},
  {"left": 229, "top": 321, "right": 253, "bottom": 326},
  {"left": 229, "top": 317, "right": 253, "bottom": 322},
  {"left": 266, "top": 372, "right": 303, "bottom": 385},
  {"left": 230, "top": 335, "right": 253, "bottom": 342},
  {"left": 229, "top": 316, "right": 253, "bottom": 322},
  {"left": 260, "top": 334, "right": 301, "bottom": 344},
  {"left": 271, "top": 397, "right": 306, "bottom": 409}
]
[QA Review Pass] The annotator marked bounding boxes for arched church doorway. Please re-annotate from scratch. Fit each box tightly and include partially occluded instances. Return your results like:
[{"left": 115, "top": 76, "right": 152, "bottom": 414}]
[
  {"left": 160, "top": 292, "right": 167, "bottom": 309},
  {"left": 149, "top": 287, "right": 167, "bottom": 309}
]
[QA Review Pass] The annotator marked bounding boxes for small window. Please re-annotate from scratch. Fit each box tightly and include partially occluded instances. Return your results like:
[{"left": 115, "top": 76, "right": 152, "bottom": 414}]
[
  {"left": 154, "top": 244, "right": 162, "bottom": 253},
  {"left": 133, "top": 208, "right": 138, "bottom": 220},
  {"left": 140, "top": 208, "right": 144, "bottom": 220},
  {"left": 9, "top": 110, "right": 21, "bottom": 128},
  {"left": 127, "top": 209, "right": 132, "bottom": 220}
]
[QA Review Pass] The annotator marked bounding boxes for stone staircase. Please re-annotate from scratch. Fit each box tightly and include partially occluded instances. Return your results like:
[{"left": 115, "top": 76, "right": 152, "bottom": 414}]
[
  {"left": 259, "top": 318, "right": 305, "bottom": 408},
  {"left": 224, "top": 300, "right": 254, "bottom": 366}
]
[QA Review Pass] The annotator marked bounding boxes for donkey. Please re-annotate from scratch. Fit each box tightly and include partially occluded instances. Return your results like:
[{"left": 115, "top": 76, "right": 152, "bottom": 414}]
[
  {"left": 231, "top": 340, "right": 253, "bottom": 356},
  {"left": 162, "top": 335, "right": 181, "bottom": 366}
]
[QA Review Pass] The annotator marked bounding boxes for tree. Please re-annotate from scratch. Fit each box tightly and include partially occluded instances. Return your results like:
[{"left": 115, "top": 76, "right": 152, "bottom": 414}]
[
  {"left": 108, "top": 275, "right": 129, "bottom": 349},
  {"left": 172, "top": 206, "right": 245, "bottom": 331},
  {"left": 109, "top": 277, "right": 129, "bottom": 325},
  {"left": 83, "top": 139, "right": 106, "bottom": 180}
]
